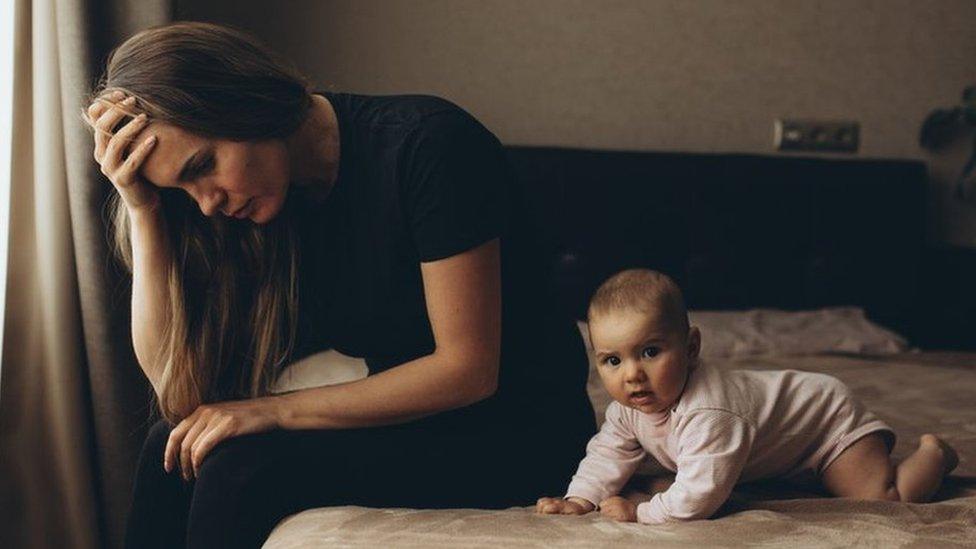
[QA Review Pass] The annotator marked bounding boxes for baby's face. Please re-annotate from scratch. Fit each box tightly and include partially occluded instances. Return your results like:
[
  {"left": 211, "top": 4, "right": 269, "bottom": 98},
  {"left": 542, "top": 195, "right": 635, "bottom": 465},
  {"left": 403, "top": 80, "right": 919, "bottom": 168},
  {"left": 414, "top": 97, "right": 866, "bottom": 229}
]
[{"left": 589, "top": 308, "right": 700, "bottom": 414}]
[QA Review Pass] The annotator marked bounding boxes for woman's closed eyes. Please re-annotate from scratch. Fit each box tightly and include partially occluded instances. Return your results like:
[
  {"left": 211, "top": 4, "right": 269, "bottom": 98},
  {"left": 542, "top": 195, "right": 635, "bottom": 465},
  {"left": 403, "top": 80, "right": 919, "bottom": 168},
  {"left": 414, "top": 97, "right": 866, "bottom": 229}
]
[{"left": 185, "top": 153, "right": 215, "bottom": 181}]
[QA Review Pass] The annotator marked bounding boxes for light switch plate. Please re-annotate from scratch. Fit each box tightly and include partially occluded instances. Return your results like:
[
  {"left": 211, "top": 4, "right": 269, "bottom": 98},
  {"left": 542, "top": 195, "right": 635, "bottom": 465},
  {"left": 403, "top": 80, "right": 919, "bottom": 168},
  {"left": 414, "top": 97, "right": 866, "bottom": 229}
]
[{"left": 774, "top": 119, "right": 859, "bottom": 153}]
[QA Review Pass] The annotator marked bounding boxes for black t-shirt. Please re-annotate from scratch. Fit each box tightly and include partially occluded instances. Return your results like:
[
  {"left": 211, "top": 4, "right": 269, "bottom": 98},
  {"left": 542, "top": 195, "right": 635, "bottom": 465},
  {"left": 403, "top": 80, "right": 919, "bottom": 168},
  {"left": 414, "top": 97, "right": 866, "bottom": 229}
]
[{"left": 290, "top": 92, "right": 594, "bottom": 433}]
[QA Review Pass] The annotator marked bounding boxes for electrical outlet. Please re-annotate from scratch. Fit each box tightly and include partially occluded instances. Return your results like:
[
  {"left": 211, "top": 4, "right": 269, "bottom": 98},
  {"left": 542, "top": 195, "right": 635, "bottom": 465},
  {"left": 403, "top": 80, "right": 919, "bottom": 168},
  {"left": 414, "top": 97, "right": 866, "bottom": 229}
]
[{"left": 774, "top": 119, "right": 859, "bottom": 153}]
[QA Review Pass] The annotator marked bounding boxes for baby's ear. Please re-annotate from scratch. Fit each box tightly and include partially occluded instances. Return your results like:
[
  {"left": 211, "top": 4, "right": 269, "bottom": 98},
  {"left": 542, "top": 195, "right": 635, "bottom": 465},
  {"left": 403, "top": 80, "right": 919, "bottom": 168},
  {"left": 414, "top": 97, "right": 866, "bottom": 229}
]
[{"left": 686, "top": 326, "right": 702, "bottom": 361}]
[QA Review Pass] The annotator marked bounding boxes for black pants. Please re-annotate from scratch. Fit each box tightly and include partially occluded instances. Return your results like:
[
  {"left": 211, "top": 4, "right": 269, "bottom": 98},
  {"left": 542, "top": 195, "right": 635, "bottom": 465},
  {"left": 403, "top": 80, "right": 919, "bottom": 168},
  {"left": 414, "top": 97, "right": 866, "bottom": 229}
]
[{"left": 123, "top": 408, "right": 593, "bottom": 548}]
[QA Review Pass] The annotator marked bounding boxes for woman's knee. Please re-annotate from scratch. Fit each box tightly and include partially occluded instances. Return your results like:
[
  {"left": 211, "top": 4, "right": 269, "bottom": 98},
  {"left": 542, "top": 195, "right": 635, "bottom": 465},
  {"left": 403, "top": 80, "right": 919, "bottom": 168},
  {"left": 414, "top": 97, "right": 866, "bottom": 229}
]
[
  {"left": 191, "top": 430, "right": 288, "bottom": 496},
  {"left": 186, "top": 431, "right": 313, "bottom": 548},
  {"left": 139, "top": 419, "right": 174, "bottom": 462}
]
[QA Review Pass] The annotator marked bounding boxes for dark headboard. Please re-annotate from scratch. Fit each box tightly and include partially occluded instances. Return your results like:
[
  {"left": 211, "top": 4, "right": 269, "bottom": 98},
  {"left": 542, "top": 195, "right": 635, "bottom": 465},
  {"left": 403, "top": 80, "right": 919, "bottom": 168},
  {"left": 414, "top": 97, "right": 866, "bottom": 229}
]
[{"left": 504, "top": 146, "right": 928, "bottom": 339}]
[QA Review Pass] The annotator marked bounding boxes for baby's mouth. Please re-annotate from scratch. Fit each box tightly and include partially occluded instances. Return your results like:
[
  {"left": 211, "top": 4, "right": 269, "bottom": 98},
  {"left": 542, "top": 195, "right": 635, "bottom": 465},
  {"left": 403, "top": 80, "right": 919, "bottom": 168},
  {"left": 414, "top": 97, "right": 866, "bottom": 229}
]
[{"left": 629, "top": 390, "right": 654, "bottom": 404}]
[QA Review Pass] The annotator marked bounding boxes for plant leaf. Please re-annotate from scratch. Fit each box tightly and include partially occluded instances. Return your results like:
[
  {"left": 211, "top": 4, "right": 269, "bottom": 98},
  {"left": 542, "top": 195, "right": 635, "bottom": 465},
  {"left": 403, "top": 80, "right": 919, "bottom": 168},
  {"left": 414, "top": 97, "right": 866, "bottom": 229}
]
[
  {"left": 920, "top": 107, "right": 964, "bottom": 150},
  {"left": 964, "top": 103, "right": 976, "bottom": 126},
  {"left": 954, "top": 138, "right": 976, "bottom": 200},
  {"left": 963, "top": 85, "right": 976, "bottom": 103}
]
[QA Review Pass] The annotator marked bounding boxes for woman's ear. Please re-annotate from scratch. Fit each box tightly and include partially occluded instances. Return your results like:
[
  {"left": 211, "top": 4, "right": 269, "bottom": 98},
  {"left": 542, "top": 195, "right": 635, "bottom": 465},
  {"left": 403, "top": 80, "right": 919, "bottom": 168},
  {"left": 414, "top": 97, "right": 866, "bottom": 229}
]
[{"left": 686, "top": 326, "right": 701, "bottom": 361}]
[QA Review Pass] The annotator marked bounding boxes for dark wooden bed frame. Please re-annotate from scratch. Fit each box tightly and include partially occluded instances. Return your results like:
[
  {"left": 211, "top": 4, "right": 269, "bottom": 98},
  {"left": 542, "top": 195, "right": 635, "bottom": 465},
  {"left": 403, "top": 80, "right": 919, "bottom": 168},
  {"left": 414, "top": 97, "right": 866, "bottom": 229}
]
[{"left": 504, "top": 146, "right": 929, "bottom": 343}]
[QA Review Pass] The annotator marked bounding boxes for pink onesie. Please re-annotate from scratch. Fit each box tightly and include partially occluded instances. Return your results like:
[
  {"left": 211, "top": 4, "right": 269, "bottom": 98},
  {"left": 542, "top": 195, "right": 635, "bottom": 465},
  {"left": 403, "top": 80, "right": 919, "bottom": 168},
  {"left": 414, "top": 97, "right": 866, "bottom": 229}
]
[{"left": 565, "top": 360, "right": 894, "bottom": 524}]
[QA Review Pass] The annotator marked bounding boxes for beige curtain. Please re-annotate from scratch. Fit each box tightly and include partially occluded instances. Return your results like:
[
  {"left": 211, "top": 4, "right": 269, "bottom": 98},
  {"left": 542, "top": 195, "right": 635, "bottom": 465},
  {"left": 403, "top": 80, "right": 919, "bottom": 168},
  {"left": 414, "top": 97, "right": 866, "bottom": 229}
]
[{"left": 0, "top": 1, "right": 171, "bottom": 548}]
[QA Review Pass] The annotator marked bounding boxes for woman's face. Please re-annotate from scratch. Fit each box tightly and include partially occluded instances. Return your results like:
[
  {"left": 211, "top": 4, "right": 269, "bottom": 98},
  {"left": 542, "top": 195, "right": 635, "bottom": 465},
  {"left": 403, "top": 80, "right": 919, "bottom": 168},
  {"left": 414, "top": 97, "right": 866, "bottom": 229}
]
[{"left": 136, "top": 122, "right": 291, "bottom": 224}]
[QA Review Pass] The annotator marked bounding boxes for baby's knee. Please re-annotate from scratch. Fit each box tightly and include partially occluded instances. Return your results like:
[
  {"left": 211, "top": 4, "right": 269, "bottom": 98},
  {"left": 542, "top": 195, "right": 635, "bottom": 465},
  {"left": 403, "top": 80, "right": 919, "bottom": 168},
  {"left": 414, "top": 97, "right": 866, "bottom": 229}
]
[{"left": 857, "top": 484, "right": 901, "bottom": 502}]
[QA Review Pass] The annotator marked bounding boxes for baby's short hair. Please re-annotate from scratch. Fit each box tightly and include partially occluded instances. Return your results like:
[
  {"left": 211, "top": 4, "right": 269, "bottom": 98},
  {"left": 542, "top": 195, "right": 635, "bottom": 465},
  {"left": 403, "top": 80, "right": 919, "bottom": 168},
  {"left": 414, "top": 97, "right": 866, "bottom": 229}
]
[{"left": 587, "top": 269, "right": 690, "bottom": 335}]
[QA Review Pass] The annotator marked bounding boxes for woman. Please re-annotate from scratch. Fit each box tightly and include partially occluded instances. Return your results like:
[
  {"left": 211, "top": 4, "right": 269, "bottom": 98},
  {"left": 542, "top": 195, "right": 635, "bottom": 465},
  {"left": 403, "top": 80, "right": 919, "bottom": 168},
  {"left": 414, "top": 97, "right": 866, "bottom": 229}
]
[{"left": 85, "top": 21, "right": 595, "bottom": 548}]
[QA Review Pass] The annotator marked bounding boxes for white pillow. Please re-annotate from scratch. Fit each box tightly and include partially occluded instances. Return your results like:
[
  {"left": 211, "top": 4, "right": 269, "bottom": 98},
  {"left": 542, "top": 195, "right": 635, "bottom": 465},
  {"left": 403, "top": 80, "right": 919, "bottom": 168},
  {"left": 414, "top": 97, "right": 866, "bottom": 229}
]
[
  {"left": 690, "top": 307, "right": 909, "bottom": 358},
  {"left": 271, "top": 349, "right": 368, "bottom": 394}
]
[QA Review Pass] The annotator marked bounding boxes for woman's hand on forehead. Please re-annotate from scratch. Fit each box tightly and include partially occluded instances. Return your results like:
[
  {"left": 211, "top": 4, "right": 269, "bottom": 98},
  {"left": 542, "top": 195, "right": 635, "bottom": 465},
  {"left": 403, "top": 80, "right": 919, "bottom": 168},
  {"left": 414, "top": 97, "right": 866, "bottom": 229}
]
[{"left": 86, "top": 91, "right": 161, "bottom": 212}]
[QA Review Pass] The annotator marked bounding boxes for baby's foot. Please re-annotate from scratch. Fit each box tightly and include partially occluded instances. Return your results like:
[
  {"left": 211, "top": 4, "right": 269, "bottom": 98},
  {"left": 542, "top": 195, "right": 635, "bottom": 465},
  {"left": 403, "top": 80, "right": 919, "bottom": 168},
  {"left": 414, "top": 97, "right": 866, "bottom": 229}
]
[{"left": 919, "top": 434, "right": 959, "bottom": 476}]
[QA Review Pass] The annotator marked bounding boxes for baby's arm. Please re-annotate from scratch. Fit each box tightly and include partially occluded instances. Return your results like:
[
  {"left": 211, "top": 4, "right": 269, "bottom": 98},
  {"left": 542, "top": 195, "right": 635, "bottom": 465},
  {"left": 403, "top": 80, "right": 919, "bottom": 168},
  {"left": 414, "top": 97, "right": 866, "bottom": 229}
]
[
  {"left": 537, "top": 403, "right": 645, "bottom": 515},
  {"left": 637, "top": 410, "right": 755, "bottom": 524},
  {"left": 563, "top": 403, "right": 647, "bottom": 509}
]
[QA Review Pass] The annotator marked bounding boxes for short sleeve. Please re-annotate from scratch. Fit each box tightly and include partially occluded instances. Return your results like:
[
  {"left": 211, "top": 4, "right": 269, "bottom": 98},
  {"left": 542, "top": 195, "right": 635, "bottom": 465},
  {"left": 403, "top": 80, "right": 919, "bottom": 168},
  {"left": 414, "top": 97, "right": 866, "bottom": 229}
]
[{"left": 400, "top": 111, "right": 510, "bottom": 262}]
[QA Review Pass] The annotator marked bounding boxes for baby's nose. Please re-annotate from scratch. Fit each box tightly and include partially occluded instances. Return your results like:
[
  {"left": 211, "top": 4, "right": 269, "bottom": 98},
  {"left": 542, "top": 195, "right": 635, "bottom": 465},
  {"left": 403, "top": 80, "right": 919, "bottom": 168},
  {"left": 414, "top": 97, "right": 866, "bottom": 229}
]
[{"left": 624, "top": 362, "right": 647, "bottom": 381}]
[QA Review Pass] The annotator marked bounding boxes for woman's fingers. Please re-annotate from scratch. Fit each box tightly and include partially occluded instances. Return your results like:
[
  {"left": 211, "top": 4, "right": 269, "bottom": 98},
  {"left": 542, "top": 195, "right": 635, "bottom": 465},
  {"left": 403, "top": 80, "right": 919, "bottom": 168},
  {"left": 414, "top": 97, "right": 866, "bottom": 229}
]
[
  {"left": 86, "top": 98, "right": 111, "bottom": 129},
  {"left": 86, "top": 91, "right": 124, "bottom": 130},
  {"left": 164, "top": 416, "right": 194, "bottom": 474},
  {"left": 94, "top": 94, "right": 135, "bottom": 129},
  {"left": 86, "top": 94, "right": 162, "bottom": 212},
  {"left": 93, "top": 96, "right": 137, "bottom": 161},
  {"left": 190, "top": 416, "right": 232, "bottom": 478},
  {"left": 93, "top": 95, "right": 136, "bottom": 138},
  {"left": 100, "top": 113, "right": 150, "bottom": 174},
  {"left": 179, "top": 419, "right": 210, "bottom": 481},
  {"left": 117, "top": 135, "right": 161, "bottom": 210},
  {"left": 89, "top": 99, "right": 116, "bottom": 161},
  {"left": 120, "top": 134, "right": 158, "bottom": 176}
]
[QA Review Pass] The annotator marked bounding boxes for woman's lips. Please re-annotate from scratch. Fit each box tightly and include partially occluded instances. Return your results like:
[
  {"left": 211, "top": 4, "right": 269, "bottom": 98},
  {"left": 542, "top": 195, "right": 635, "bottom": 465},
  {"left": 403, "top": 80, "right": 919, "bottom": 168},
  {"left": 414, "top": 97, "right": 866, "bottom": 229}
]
[{"left": 233, "top": 198, "right": 252, "bottom": 218}]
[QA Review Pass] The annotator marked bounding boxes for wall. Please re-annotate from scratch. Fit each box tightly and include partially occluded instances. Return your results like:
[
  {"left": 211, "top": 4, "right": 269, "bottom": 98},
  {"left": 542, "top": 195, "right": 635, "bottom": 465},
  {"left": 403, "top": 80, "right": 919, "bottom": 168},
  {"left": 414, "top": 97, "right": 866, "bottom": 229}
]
[{"left": 176, "top": 0, "right": 976, "bottom": 247}]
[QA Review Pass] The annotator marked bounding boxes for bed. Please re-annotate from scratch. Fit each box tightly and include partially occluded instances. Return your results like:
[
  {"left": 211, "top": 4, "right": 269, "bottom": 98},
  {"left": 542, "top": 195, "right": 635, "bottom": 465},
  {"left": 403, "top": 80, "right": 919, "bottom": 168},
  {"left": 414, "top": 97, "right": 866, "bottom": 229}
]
[
  {"left": 264, "top": 148, "right": 975, "bottom": 547},
  {"left": 266, "top": 349, "right": 976, "bottom": 548}
]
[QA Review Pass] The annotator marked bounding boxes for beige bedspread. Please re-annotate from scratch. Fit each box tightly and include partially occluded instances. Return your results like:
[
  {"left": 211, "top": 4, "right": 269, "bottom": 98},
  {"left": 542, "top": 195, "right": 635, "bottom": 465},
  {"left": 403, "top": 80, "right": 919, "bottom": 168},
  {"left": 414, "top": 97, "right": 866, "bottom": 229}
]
[{"left": 264, "top": 352, "right": 976, "bottom": 548}]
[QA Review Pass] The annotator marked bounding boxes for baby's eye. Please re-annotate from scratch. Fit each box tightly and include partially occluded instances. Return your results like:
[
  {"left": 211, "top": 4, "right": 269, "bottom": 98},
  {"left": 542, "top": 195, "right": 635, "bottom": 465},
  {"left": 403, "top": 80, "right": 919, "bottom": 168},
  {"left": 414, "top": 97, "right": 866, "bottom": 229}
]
[
  {"left": 602, "top": 356, "right": 621, "bottom": 367},
  {"left": 641, "top": 347, "right": 660, "bottom": 359}
]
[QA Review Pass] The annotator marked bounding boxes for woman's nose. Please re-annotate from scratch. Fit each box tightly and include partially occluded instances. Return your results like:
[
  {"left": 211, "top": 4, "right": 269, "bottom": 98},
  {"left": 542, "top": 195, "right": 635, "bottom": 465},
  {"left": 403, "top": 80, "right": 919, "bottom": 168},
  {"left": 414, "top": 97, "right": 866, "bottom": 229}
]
[{"left": 194, "top": 188, "right": 226, "bottom": 217}]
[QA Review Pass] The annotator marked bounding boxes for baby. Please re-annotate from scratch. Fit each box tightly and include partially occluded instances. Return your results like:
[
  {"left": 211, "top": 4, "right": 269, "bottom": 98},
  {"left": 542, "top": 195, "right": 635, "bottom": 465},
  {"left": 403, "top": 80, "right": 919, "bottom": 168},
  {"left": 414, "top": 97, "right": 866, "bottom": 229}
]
[{"left": 537, "top": 269, "right": 959, "bottom": 524}]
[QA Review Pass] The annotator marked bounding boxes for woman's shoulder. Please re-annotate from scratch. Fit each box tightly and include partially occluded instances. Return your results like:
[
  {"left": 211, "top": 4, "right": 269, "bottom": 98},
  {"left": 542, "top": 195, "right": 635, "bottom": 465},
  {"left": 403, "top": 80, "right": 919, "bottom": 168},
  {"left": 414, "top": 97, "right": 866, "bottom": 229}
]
[{"left": 321, "top": 90, "right": 480, "bottom": 133}]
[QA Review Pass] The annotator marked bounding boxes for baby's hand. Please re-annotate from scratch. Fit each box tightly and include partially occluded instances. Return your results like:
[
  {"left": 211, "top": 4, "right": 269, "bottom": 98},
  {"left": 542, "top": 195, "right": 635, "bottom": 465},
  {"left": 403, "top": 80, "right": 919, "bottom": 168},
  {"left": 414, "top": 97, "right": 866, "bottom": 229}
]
[
  {"left": 599, "top": 496, "right": 638, "bottom": 522},
  {"left": 535, "top": 496, "right": 595, "bottom": 515}
]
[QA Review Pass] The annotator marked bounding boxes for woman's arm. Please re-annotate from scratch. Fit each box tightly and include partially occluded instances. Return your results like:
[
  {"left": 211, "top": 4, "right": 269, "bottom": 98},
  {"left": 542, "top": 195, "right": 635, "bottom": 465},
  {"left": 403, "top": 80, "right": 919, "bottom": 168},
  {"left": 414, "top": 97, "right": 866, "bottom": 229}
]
[
  {"left": 166, "top": 238, "right": 502, "bottom": 479},
  {"left": 129, "top": 205, "right": 174, "bottom": 394},
  {"left": 275, "top": 237, "right": 502, "bottom": 429},
  {"left": 85, "top": 93, "right": 170, "bottom": 393}
]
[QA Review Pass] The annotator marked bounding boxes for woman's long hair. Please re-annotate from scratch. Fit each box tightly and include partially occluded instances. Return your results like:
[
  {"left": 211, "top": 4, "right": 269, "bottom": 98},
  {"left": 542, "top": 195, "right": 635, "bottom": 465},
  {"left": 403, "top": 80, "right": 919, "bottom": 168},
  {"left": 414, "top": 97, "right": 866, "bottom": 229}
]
[{"left": 83, "top": 21, "right": 313, "bottom": 424}]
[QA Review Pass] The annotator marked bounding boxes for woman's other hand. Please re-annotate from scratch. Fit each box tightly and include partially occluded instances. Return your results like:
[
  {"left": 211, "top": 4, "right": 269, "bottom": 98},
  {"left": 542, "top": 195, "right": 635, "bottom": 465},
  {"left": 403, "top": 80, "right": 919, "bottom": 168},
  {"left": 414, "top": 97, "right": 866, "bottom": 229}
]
[
  {"left": 598, "top": 495, "right": 638, "bottom": 522},
  {"left": 163, "top": 396, "right": 286, "bottom": 481},
  {"left": 535, "top": 496, "right": 595, "bottom": 515},
  {"left": 85, "top": 91, "right": 160, "bottom": 212}
]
